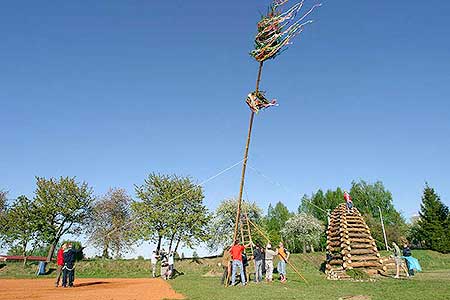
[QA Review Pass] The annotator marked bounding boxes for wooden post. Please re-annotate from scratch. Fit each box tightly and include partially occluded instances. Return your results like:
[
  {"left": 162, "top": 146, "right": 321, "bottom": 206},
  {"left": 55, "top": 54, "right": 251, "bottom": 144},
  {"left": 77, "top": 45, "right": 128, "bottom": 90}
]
[
  {"left": 226, "top": 62, "right": 264, "bottom": 287},
  {"left": 232, "top": 61, "right": 264, "bottom": 242},
  {"left": 378, "top": 206, "right": 389, "bottom": 250}
]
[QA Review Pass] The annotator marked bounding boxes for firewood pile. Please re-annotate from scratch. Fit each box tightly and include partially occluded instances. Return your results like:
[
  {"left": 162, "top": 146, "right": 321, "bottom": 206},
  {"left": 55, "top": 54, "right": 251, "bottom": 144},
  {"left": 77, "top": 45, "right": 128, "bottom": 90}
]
[{"left": 325, "top": 204, "right": 382, "bottom": 279}]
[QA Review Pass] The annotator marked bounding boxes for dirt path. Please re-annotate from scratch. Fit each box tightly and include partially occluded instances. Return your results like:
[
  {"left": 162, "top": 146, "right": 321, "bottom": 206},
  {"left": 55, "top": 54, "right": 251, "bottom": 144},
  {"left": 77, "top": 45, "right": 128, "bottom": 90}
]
[{"left": 0, "top": 278, "right": 184, "bottom": 300}]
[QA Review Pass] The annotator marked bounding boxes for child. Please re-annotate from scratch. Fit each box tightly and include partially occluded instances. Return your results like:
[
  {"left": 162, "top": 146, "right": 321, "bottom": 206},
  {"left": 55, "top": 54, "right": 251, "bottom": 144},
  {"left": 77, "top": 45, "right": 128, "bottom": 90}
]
[{"left": 344, "top": 191, "right": 353, "bottom": 214}]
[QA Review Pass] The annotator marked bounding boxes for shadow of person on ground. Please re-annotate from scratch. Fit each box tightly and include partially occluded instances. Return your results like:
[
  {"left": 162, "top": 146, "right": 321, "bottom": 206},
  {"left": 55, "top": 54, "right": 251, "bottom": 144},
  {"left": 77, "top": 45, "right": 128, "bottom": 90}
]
[
  {"left": 75, "top": 281, "right": 110, "bottom": 287},
  {"left": 170, "top": 269, "right": 184, "bottom": 279},
  {"left": 45, "top": 268, "right": 56, "bottom": 275}
]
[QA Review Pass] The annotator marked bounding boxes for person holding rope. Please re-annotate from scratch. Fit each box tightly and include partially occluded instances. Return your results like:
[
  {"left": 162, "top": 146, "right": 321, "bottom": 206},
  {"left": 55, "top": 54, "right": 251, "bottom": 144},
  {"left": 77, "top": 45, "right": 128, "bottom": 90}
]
[{"left": 277, "top": 242, "right": 290, "bottom": 283}]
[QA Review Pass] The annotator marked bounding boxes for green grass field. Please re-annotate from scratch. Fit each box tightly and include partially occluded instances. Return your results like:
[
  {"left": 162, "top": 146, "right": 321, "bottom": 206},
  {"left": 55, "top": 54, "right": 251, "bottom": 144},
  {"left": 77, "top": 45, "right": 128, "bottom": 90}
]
[{"left": 1, "top": 250, "right": 449, "bottom": 300}]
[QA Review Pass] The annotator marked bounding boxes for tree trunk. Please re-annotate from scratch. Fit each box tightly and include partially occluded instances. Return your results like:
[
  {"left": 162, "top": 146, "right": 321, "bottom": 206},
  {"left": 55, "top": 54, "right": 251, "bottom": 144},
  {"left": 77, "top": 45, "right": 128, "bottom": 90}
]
[
  {"left": 102, "top": 245, "right": 109, "bottom": 259},
  {"left": 174, "top": 236, "right": 182, "bottom": 254},
  {"left": 310, "top": 244, "right": 315, "bottom": 253},
  {"left": 156, "top": 235, "right": 162, "bottom": 252},
  {"left": 46, "top": 242, "right": 56, "bottom": 262},
  {"left": 22, "top": 242, "right": 27, "bottom": 267},
  {"left": 168, "top": 232, "right": 176, "bottom": 252}
]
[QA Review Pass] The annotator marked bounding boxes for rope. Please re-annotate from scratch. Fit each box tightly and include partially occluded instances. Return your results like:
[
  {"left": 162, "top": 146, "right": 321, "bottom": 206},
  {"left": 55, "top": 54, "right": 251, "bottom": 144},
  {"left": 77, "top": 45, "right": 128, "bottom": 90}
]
[
  {"left": 247, "top": 164, "right": 328, "bottom": 214},
  {"left": 105, "top": 158, "right": 245, "bottom": 238}
]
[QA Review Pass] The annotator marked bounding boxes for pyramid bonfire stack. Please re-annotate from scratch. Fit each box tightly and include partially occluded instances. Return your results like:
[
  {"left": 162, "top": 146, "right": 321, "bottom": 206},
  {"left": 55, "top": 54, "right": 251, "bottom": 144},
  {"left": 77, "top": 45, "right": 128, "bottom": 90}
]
[{"left": 326, "top": 203, "right": 382, "bottom": 279}]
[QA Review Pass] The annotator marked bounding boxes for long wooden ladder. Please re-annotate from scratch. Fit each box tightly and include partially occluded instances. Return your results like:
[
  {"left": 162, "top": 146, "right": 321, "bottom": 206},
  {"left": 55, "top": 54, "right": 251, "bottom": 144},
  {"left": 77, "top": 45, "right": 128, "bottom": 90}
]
[{"left": 240, "top": 205, "right": 255, "bottom": 282}]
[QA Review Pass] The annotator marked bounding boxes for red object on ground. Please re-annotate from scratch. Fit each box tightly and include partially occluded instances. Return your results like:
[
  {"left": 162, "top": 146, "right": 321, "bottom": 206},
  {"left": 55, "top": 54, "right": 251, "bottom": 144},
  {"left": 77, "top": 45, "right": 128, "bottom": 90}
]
[
  {"left": 230, "top": 245, "right": 245, "bottom": 261},
  {"left": 0, "top": 278, "right": 184, "bottom": 300}
]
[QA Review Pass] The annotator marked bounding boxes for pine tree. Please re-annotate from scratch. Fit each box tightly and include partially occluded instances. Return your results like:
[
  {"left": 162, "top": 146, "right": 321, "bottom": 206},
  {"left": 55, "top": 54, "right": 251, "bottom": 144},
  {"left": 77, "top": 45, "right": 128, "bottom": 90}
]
[{"left": 417, "top": 184, "right": 450, "bottom": 253}]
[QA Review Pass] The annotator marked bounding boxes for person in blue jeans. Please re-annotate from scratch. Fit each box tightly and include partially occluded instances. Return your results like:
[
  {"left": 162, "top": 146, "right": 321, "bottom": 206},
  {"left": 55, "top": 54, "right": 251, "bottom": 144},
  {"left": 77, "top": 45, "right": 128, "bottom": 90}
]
[{"left": 229, "top": 240, "right": 248, "bottom": 286}]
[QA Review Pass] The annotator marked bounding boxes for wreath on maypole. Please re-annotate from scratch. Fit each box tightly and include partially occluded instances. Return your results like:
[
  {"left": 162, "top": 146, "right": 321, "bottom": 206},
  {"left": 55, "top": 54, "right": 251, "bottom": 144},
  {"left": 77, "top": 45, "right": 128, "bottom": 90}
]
[{"left": 245, "top": 0, "right": 321, "bottom": 113}]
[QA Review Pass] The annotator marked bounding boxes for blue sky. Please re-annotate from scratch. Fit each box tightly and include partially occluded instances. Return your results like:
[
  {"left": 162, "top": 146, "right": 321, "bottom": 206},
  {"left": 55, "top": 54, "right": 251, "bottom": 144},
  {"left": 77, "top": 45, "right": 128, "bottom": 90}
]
[{"left": 1, "top": 1, "right": 449, "bottom": 257}]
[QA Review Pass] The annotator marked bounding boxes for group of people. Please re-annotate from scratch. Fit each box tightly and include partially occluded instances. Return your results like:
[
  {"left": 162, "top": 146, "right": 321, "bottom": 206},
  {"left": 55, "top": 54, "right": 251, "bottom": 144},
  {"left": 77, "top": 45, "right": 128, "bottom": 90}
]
[
  {"left": 55, "top": 243, "right": 84, "bottom": 288},
  {"left": 222, "top": 240, "right": 290, "bottom": 286},
  {"left": 151, "top": 249, "right": 176, "bottom": 280}
]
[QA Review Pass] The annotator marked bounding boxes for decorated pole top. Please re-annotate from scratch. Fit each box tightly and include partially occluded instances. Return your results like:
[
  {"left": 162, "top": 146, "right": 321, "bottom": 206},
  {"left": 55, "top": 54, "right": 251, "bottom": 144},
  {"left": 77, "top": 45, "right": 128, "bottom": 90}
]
[{"left": 250, "top": 0, "right": 322, "bottom": 62}]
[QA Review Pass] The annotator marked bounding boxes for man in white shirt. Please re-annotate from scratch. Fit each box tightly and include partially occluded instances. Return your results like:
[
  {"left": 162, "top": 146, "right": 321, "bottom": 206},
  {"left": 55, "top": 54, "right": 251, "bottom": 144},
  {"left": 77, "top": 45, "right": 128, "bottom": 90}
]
[
  {"left": 168, "top": 251, "right": 175, "bottom": 279},
  {"left": 150, "top": 250, "right": 158, "bottom": 278}
]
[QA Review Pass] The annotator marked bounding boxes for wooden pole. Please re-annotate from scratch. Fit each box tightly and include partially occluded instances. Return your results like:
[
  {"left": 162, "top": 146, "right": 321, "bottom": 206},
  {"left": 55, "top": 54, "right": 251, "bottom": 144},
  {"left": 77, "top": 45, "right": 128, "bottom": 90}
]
[
  {"left": 226, "top": 62, "right": 264, "bottom": 287},
  {"left": 247, "top": 219, "right": 309, "bottom": 284},
  {"left": 378, "top": 206, "right": 389, "bottom": 250},
  {"left": 232, "top": 61, "right": 264, "bottom": 242}
]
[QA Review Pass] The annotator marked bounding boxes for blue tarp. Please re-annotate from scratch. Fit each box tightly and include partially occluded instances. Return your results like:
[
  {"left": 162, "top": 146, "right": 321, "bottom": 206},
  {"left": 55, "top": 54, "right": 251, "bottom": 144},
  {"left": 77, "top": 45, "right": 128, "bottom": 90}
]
[{"left": 402, "top": 256, "right": 422, "bottom": 272}]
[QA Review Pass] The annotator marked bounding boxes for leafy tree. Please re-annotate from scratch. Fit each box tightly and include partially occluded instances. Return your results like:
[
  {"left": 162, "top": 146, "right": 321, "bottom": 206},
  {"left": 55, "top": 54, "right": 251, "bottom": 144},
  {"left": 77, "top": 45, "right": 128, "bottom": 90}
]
[
  {"left": 33, "top": 176, "right": 94, "bottom": 262},
  {"left": 281, "top": 212, "right": 324, "bottom": 253},
  {"left": 87, "top": 188, "right": 134, "bottom": 259},
  {"left": 416, "top": 184, "right": 450, "bottom": 253},
  {"left": 264, "top": 201, "right": 292, "bottom": 244},
  {"left": 0, "top": 190, "right": 7, "bottom": 247},
  {"left": 299, "top": 188, "right": 343, "bottom": 223},
  {"left": 2, "top": 196, "right": 39, "bottom": 265},
  {"left": 0, "top": 190, "right": 6, "bottom": 212},
  {"left": 132, "top": 173, "right": 210, "bottom": 254},
  {"left": 350, "top": 180, "right": 407, "bottom": 248},
  {"left": 207, "top": 198, "right": 262, "bottom": 251}
]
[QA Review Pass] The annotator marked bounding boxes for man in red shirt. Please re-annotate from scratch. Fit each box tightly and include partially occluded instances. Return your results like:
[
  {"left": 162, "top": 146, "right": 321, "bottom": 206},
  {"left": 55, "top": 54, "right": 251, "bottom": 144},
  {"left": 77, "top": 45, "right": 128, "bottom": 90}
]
[
  {"left": 229, "top": 240, "right": 248, "bottom": 286},
  {"left": 55, "top": 243, "right": 67, "bottom": 287}
]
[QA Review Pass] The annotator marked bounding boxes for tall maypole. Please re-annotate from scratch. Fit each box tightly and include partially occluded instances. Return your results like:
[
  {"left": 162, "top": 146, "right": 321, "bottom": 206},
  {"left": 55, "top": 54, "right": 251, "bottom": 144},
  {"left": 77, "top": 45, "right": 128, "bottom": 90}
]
[{"left": 232, "top": 0, "right": 322, "bottom": 243}]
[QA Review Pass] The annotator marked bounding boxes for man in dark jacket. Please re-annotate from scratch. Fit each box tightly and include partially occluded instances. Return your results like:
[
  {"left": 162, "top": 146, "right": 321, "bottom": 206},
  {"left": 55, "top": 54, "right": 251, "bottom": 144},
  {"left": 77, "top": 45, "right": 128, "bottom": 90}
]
[
  {"left": 253, "top": 244, "right": 264, "bottom": 283},
  {"left": 62, "top": 243, "right": 84, "bottom": 287}
]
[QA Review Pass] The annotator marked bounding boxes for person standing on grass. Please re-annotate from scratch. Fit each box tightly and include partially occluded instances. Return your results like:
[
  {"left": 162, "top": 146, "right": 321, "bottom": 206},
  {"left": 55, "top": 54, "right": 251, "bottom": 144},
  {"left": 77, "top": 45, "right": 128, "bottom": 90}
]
[
  {"left": 229, "top": 240, "right": 247, "bottom": 286},
  {"left": 55, "top": 243, "right": 67, "bottom": 287},
  {"left": 150, "top": 250, "right": 159, "bottom": 278},
  {"left": 277, "top": 242, "right": 290, "bottom": 283},
  {"left": 392, "top": 242, "right": 409, "bottom": 278},
  {"left": 265, "top": 243, "right": 278, "bottom": 282},
  {"left": 221, "top": 247, "right": 232, "bottom": 285},
  {"left": 168, "top": 251, "right": 175, "bottom": 279},
  {"left": 62, "top": 243, "right": 84, "bottom": 287},
  {"left": 253, "top": 244, "right": 264, "bottom": 283}
]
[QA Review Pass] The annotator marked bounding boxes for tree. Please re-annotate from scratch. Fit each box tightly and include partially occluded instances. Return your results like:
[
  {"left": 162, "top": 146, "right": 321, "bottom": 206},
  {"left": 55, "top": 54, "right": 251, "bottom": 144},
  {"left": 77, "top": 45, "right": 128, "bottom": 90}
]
[
  {"left": 350, "top": 180, "right": 407, "bottom": 248},
  {"left": 299, "top": 188, "right": 343, "bottom": 223},
  {"left": 264, "top": 201, "right": 292, "bottom": 244},
  {"left": 281, "top": 212, "right": 324, "bottom": 253},
  {"left": 2, "top": 196, "right": 39, "bottom": 265},
  {"left": 132, "top": 173, "right": 210, "bottom": 254},
  {"left": 87, "top": 188, "right": 134, "bottom": 259},
  {"left": 207, "top": 198, "right": 262, "bottom": 251},
  {"left": 416, "top": 184, "right": 450, "bottom": 253},
  {"left": 0, "top": 190, "right": 7, "bottom": 247},
  {"left": 33, "top": 176, "right": 94, "bottom": 262}
]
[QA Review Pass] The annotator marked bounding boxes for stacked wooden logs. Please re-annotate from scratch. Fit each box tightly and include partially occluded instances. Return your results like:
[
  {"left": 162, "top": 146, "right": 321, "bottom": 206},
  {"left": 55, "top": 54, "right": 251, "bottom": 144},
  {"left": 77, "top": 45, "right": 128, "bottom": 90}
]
[{"left": 325, "top": 204, "right": 382, "bottom": 279}]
